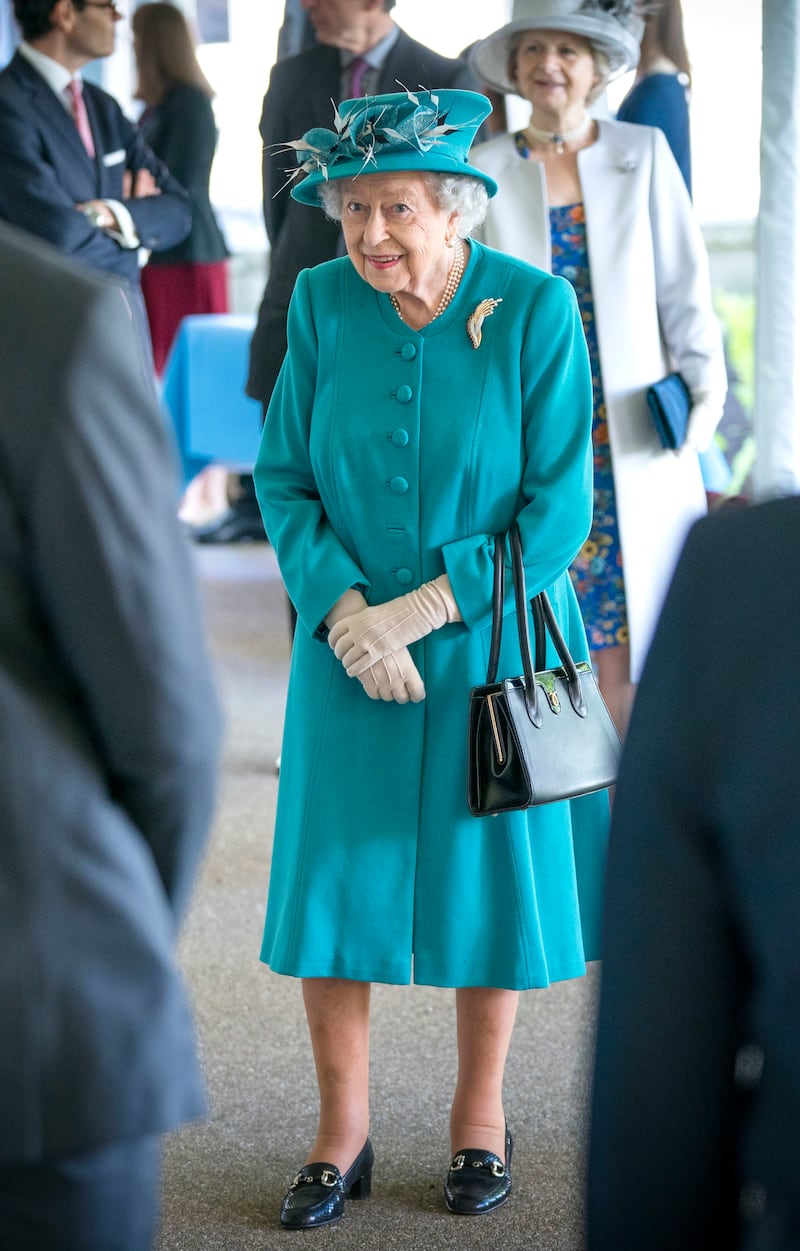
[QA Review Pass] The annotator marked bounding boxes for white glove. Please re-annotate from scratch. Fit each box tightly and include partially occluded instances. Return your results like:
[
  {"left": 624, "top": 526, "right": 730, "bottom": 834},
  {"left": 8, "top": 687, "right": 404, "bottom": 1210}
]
[
  {"left": 328, "top": 574, "right": 461, "bottom": 677},
  {"left": 684, "top": 394, "right": 723, "bottom": 453},
  {"left": 325, "top": 588, "right": 425, "bottom": 701},
  {"left": 356, "top": 648, "right": 426, "bottom": 703}
]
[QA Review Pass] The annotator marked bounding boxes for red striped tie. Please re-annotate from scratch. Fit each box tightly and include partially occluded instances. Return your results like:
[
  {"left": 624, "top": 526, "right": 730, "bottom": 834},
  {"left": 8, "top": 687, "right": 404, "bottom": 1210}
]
[{"left": 66, "top": 79, "right": 95, "bottom": 158}]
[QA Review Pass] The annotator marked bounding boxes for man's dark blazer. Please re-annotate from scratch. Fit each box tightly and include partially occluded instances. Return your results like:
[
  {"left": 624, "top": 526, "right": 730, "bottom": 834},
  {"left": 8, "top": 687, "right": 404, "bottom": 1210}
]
[
  {"left": 245, "top": 30, "right": 479, "bottom": 404},
  {"left": 0, "top": 221, "right": 221, "bottom": 1164},
  {"left": 0, "top": 50, "right": 191, "bottom": 287},
  {"left": 587, "top": 495, "right": 800, "bottom": 1251},
  {"left": 139, "top": 82, "right": 229, "bottom": 266}
]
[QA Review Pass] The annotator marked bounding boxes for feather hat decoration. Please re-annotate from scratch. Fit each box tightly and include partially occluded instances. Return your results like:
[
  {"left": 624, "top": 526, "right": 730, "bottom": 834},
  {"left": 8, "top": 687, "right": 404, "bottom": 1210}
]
[
  {"left": 469, "top": 0, "right": 645, "bottom": 94},
  {"left": 273, "top": 88, "right": 498, "bottom": 207}
]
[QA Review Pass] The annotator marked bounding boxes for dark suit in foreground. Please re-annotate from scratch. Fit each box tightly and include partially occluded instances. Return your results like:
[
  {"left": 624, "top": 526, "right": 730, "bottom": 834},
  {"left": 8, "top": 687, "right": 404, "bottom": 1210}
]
[
  {"left": 587, "top": 495, "right": 800, "bottom": 1251},
  {"left": 0, "top": 222, "right": 221, "bottom": 1250}
]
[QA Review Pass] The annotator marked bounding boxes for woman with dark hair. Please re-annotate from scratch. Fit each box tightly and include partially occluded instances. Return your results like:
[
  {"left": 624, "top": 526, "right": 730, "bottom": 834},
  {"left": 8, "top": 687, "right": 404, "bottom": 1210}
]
[
  {"left": 133, "top": 1, "right": 229, "bottom": 375},
  {"left": 617, "top": 0, "right": 692, "bottom": 194}
]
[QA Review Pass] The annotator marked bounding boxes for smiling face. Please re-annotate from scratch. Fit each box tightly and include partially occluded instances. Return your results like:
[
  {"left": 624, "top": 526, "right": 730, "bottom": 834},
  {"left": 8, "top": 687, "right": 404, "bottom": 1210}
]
[
  {"left": 339, "top": 172, "right": 459, "bottom": 301},
  {"left": 511, "top": 28, "right": 600, "bottom": 116}
]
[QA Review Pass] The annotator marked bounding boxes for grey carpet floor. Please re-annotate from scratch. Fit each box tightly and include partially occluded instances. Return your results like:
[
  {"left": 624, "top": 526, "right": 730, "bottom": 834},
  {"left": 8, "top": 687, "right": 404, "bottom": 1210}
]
[{"left": 156, "top": 543, "right": 598, "bottom": 1251}]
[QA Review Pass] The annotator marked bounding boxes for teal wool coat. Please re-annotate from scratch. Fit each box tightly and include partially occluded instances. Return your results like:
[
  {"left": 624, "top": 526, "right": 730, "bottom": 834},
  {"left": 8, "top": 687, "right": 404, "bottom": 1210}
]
[{"left": 255, "top": 240, "right": 610, "bottom": 989}]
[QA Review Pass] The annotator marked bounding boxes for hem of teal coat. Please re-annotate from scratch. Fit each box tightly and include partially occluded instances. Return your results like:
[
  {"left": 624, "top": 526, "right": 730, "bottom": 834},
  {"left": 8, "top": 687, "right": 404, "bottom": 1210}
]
[{"left": 259, "top": 953, "right": 597, "bottom": 991}]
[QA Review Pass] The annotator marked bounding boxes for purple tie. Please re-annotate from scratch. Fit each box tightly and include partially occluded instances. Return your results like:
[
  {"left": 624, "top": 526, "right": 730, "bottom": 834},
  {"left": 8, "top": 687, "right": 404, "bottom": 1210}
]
[
  {"left": 66, "top": 79, "right": 95, "bottom": 158},
  {"left": 348, "top": 56, "right": 370, "bottom": 98}
]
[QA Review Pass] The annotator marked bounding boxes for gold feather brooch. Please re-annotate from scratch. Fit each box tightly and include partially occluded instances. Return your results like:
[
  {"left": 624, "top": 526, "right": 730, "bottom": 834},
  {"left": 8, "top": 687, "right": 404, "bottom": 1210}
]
[{"left": 466, "top": 298, "right": 503, "bottom": 349}]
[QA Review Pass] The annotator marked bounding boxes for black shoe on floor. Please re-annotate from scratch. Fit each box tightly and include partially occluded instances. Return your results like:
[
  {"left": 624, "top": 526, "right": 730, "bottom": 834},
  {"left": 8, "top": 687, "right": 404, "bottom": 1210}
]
[
  {"left": 280, "top": 1139, "right": 374, "bottom": 1230},
  {"left": 191, "top": 506, "right": 266, "bottom": 545},
  {"left": 444, "top": 1125, "right": 512, "bottom": 1215}
]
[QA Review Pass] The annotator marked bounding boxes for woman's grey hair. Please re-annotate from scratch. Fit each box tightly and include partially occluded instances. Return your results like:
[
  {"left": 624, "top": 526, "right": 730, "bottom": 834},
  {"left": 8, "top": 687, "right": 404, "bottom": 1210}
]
[
  {"left": 317, "top": 172, "right": 490, "bottom": 237},
  {"left": 507, "top": 30, "right": 611, "bottom": 105}
]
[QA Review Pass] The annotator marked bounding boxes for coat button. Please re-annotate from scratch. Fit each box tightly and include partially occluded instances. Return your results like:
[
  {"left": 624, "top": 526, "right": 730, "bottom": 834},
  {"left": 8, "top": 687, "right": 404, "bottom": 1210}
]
[
  {"left": 396, "top": 384, "right": 413, "bottom": 403},
  {"left": 391, "top": 428, "right": 409, "bottom": 446},
  {"left": 400, "top": 343, "right": 417, "bottom": 360},
  {"left": 395, "top": 567, "right": 413, "bottom": 585},
  {"left": 389, "top": 476, "right": 409, "bottom": 494}
]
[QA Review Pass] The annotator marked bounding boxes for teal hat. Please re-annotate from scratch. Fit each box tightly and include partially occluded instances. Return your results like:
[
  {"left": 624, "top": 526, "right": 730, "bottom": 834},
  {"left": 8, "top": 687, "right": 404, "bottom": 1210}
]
[{"left": 280, "top": 88, "right": 498, "bottom": 206}]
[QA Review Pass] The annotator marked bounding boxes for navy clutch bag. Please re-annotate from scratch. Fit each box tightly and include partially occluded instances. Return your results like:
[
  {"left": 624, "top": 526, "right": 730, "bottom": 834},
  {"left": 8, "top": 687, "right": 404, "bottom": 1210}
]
[{"left": 646, "top": 372, "right": 692, "bottom": 449}]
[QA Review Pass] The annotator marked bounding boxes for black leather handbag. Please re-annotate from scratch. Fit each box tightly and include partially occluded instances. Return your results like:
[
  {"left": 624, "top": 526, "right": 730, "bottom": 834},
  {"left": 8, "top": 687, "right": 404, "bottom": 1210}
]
[{"left": 467, "top": 526, "right": 622, "bottom": 817}]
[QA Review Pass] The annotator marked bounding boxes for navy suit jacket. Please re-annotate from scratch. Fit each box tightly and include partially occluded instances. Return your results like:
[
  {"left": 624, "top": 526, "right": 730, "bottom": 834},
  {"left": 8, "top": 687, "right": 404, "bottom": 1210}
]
[
  {"left": 0, "top": 221, "right": 221, "bottom": 1164},
  {"left": 245, "top": 29, "right": 479, "bottom": 404},
  {"left": 0, "top": 51, "right": 191, "bottom": 286},
  {"left": 588, "top": 496, "right": 800, "bottom": 1251},
  {"left": 139, "top": 82, "right": 229, "bottom": 266}
]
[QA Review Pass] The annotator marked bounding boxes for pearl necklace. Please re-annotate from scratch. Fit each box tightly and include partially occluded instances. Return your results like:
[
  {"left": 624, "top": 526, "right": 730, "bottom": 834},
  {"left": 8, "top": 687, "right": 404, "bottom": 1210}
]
[
  {"left": 525, "top": 115, "right": 593, "bottom": 155},
  {"left": 390, "top": 239, "right": 464, "bottom": 325}
]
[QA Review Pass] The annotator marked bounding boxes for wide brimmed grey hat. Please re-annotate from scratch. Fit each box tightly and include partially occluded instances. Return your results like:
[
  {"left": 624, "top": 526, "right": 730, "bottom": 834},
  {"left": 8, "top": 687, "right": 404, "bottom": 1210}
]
[{"left": 470, "top": 0, "right": 643, "bottom": 94}]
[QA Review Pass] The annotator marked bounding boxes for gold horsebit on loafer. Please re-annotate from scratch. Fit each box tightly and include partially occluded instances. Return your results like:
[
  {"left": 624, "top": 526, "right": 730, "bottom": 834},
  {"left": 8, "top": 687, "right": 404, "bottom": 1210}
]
[
  {"left": 451, "top": 1153, "right": 506, "bottom": 1177},
  {"left": 291, "top": 1167, "right": 339, "bottom": 1188}
]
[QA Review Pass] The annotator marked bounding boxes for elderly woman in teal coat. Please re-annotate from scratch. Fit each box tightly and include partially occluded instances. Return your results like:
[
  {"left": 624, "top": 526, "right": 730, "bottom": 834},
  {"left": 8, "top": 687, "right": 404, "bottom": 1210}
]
[{"left": 254, "top": 88, "right": 607, "bottom": 1230}]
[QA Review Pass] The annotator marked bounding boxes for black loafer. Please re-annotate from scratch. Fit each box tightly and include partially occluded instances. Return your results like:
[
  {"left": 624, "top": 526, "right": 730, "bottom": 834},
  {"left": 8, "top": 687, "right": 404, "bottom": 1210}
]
[
  {"left": 279, "top": 1138, "right": 374, "bottom": 1230},
  {"left": 191, "top": 506, "right": 266, "bottom": 545},
  {"left": 444, "top": 1125, "right": 512, "bottom": 1215}
]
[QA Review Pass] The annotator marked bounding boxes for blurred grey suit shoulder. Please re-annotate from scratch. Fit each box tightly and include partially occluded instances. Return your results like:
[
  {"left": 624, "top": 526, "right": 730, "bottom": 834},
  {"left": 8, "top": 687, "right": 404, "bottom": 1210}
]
[{"left": 0, "top": 222, "right": 222, "bottom": 1165}]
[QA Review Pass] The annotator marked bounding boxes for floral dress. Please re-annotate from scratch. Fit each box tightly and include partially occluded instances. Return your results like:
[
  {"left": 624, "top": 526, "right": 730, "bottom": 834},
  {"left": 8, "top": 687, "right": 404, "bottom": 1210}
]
[{"left": 549, "top": 198, "right": 628, "bottom": 650}]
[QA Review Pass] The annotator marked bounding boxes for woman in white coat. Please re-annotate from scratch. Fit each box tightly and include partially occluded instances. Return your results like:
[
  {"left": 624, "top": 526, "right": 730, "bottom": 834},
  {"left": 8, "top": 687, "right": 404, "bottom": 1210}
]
[{"left": 470, "top": 0, "right": 727, "bottom": 734}]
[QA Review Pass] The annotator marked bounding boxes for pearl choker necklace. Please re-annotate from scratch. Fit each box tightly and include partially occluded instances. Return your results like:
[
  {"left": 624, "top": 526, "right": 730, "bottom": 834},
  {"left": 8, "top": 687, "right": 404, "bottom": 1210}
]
[
  {"left": 525, "top": 115, "right": 592, "bottom": 155},
  {"left": 390, "top": 239, "right": 464, "bottom": 325}
]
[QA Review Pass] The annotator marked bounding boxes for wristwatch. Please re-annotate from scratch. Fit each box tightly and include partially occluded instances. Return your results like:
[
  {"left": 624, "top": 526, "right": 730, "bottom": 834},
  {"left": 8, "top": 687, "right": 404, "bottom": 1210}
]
[{"left": 82, "top": 204, "right": 109, "bottom": 228}]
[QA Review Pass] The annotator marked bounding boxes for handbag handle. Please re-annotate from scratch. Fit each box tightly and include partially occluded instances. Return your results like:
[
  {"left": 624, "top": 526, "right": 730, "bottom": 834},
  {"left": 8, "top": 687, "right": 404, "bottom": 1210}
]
[
  {"left": 485, "top": 526, "right": 588, "bottom": 723},
  {"left": 485, "top": 535, "right": 506, "bottom": 685}
]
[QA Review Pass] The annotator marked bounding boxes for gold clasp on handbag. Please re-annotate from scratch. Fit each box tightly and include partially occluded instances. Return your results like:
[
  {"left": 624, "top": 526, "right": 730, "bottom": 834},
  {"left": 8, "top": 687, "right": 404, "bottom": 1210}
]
[
  {"left": 486, "top": 693, "right": 504, "bottom": 764},
  {"left": 539, "top": 674, "right": 561, "bottom": 713}
]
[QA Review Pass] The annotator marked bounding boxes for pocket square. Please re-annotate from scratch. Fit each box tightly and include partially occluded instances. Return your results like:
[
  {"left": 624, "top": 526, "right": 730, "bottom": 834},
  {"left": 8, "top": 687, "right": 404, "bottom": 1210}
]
[
  {"left": 102, "top": 149, "right": 126, "bottom": 167},
  {"left": 646, "top": 372, "right": 692, "bottom": 450}
]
